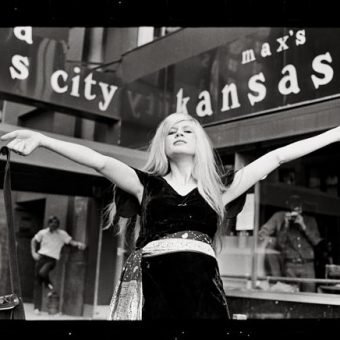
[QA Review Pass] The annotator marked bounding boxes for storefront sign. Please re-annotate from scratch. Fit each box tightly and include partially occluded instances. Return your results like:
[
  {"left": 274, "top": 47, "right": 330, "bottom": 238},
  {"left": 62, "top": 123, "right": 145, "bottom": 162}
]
[
  {"left": 0, "top": 27, "right": 120, "bottom": 121},
  {"left": 172, "top": 28, "right": 340, "bottom": 125},
  {"left": 121, "top": 27, "right": 340, "bottom": 137}
]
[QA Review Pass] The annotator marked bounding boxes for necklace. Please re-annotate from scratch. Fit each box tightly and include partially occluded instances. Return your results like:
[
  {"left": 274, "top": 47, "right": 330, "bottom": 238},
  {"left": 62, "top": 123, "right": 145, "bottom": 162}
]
[
  {"left": 178, "top": 200, "right": 188, "bottom": 207},
  {"left": 161, "top": 176, "right": 197, "bottom": 206},
  {"left": 177, "top": 191, "right": 195, "bottom": 206}
]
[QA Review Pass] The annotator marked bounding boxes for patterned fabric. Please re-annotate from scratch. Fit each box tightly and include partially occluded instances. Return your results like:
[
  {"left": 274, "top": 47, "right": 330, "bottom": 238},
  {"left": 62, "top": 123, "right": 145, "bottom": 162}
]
[
  {"left": 108, "top": 250, "right": 143, "bottom": 320},
  {"left": 108, "top": 231, "right": 214, "bottom": 320}
]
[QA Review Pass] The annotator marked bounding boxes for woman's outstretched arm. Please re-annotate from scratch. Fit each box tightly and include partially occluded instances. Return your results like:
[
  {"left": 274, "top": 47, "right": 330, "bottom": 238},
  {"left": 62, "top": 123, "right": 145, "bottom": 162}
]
[
  {"left": 222, "top": 126, "right": 340, "bottom": 205},
  {"left": 1, "top": 130, "right": 143, "bottom": 200}
]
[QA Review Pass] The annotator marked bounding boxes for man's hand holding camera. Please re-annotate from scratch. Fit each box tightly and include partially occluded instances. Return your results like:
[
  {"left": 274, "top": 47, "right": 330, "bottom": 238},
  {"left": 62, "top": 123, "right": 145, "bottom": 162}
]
[
  {"left": 284, "top": 211, "right": 307, "bottom": 231},
  {"left": 293, "top": 213, "right": 307, "bottom": 231}
]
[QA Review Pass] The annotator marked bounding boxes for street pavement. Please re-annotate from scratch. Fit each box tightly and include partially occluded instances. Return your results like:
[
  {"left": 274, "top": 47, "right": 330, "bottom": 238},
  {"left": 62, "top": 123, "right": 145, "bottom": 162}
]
[{"left": 23, "top": 303, "right": 105, "bottom": 320}]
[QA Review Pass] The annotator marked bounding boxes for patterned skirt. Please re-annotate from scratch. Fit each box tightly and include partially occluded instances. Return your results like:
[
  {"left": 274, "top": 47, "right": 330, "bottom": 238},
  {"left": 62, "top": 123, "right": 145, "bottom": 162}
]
[{"left": 108, "top": 230, "right": 229, "bottom": 320}]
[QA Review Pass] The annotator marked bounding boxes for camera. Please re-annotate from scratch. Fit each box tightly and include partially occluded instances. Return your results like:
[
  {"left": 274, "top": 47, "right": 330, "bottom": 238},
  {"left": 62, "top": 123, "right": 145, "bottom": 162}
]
[{"left": 286, "top": 211, "right": 299, "bottom": 222}]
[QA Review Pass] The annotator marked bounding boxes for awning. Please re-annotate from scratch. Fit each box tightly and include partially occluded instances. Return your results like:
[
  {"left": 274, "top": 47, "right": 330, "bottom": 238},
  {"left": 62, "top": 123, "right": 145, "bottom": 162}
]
[
  {"left": 0, "top": 123, "right": 148, "bottom": 196},
  {"left": 120, "top": 27, "right": 260, "bottom": 83}
]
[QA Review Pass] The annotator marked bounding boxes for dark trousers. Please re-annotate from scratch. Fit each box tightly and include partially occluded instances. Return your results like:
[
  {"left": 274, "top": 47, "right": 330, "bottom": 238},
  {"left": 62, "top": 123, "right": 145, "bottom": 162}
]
[
  {"left": 33, "top": 255, "right": 57, "bottom": 310},
  {"left": 284, "top": 261, "right": 316, "bottom": 292}
]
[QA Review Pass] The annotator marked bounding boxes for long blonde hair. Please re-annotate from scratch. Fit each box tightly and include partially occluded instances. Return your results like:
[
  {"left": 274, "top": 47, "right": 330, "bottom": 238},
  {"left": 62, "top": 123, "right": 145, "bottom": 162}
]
[{"left": 105, "top": 113, "right": 227, "bottom": 236}]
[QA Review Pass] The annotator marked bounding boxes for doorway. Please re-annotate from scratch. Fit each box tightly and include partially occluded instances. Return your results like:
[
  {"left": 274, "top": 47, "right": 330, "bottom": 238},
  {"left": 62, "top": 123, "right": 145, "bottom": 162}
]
[{"left": 15, "top": 198, "right": 46, "bottom": 302}]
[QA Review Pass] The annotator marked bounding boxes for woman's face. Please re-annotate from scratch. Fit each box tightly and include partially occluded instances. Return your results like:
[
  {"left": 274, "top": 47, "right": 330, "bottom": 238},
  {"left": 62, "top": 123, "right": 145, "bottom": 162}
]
[{"left": 164, "top": 119, "right": 197, "bottom": 159}]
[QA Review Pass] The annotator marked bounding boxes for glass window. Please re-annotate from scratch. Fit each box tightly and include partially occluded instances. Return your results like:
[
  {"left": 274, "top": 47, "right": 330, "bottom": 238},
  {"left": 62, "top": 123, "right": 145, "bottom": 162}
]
[
  {"left": 258, "top": 144, "right": 340, "bottom": 295},
  {"left": 217, "top": 154, "right": 258, "bottom": 291},
  {"left": 218, "top": 143, "right": 340, "bottom": 297},
  {"left": 138, "top": 27, "right": 182, "bottom": 47}
]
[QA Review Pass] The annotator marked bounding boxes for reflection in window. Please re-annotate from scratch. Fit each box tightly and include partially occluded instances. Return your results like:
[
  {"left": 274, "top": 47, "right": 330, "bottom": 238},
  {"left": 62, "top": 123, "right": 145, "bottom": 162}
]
[
  {"left": 258, "top": 147, "right": 340, "bottom": 295},
  {"left": 218, "top": 145, "right": 340, "bottom": 296}
]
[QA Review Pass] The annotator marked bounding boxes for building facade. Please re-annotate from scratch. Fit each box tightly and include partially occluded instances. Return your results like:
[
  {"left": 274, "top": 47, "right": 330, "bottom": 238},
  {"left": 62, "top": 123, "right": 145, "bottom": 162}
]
[{"left": 1, "top": 27, "right": 340, "bottom": 318}]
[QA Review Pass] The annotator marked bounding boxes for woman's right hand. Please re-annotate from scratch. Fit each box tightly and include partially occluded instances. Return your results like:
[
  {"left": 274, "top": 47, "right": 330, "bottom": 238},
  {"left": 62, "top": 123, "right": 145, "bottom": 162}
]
[{"left": 0, "top": 130, "right": 44, "bottom": 156}]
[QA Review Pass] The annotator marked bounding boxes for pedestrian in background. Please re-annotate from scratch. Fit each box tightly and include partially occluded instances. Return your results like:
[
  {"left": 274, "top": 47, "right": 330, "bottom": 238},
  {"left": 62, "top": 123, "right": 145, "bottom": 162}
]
[{"left": 31, "top": 215, "right": 86, "bottom": 314}]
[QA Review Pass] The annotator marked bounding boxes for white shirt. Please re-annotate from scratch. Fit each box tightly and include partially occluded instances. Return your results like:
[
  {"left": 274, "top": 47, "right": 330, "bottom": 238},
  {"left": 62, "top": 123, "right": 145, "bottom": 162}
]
[{"left": 34, "top": 228, "right": 72, "bottom": 260}]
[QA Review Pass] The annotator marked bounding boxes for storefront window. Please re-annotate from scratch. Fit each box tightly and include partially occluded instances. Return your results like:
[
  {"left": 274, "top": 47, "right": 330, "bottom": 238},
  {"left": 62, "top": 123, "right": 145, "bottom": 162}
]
[
  {"left": 137, "top": 27, "right": 182, "bottom": 47},
  {"left": 216, "top": 158, "right": 258, "bottom": 291},
  {"left": 219, "top": 143, "right": 340, "bottom": 296},
  {"left": 260, "top": 145, "right": 340, "bottom": 295}
]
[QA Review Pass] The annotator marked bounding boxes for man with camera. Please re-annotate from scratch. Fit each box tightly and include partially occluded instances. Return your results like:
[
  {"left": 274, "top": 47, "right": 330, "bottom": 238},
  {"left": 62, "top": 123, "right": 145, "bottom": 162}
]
[{"left": 258, "top": 195, "right": 322, "bottom": 292}]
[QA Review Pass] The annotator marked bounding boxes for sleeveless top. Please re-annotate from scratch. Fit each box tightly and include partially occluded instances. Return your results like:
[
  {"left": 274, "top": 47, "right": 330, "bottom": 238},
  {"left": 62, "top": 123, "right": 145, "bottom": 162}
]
[{"left": 115, "top": 168, "right": 246, "bottom": 249}]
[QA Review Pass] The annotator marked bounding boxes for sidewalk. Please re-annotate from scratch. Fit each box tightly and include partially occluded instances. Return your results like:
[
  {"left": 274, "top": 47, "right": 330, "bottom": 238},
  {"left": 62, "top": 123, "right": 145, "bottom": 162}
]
[{"left": 23, "top": 303, "right": 96, "bottom": 320}]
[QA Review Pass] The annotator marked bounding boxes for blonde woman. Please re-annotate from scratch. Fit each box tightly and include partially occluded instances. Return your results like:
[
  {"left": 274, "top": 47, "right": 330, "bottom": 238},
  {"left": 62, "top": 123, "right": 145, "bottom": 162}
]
[{"left": 2, "top": 113, "right": 340, "bottom": 320}]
